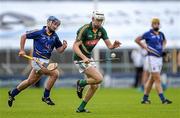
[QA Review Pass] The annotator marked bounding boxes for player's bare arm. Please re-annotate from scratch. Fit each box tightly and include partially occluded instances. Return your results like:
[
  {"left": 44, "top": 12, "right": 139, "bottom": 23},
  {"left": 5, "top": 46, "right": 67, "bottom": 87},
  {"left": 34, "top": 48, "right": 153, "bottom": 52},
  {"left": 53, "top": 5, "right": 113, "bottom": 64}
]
[
  {"left": 19, "top": 34, "right": 27, "bottom": 56},
  {"left": 135, "top": 36, "right": 150, "bottom": 52},
  {"left": 104, "top": 39, "right": 121, "bottom": 49},
  {"left": 163, "top": 39, "right": 167, "bottom": 49},
  {"left": 57, "top": 40, "right": 68, "bottom": 53},
  {"left": 73, "top": 40, "right": 90, "bottom": 63}
]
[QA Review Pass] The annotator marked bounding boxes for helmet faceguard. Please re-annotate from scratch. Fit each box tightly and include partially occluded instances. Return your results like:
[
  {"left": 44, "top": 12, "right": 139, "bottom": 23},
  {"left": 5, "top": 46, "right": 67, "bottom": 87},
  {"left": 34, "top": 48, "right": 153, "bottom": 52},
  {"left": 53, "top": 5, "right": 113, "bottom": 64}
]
[
  {"left": 47, "top": 16, "right": 61, "bottom": 32},
  {"left": 92, "top": 11, "right": 105, "bottom": 21},
  {"left": 47, "top": 16, "right": 61, "bottom": 26},
  {"left": 92, "top": 11, "right": 105, "bottom": 29}
]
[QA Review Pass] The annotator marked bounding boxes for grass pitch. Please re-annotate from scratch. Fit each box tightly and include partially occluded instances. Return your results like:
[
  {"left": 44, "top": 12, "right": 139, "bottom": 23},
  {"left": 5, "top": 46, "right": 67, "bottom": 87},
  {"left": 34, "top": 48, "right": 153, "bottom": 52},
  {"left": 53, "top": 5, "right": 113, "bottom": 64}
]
[{"left": 0, "top": 88, "right": 179, "bottom": 118}]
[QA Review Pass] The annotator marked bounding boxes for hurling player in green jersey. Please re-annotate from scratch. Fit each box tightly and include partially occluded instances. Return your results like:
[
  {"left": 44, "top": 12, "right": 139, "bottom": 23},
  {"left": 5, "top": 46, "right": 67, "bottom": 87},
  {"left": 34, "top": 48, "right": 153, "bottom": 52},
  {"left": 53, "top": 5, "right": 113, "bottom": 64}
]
[{"left": 73, "top": 11, "right": 121, "bottom": 113}]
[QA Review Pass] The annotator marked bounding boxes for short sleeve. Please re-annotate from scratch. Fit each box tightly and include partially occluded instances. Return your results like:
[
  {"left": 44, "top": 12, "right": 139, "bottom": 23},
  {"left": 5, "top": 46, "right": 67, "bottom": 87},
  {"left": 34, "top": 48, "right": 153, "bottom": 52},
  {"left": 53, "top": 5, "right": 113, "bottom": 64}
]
[
  {"left": 141, "top": 32, "right": 148, "bottom": 40},
  {"left": 76, "top": 25, "right": 88, "bottom": 41},
  {"left": 101, "top": 27, "right": 109, "bottom": 40},
  {"left": 26, "top": 29, "right": 40, "bottom": 39},
  {"left": 160, "top": 32, "right": 166, "bottom": 40},
  {"left": 54, "top": 37, "right": 62, "bottom": 49}
]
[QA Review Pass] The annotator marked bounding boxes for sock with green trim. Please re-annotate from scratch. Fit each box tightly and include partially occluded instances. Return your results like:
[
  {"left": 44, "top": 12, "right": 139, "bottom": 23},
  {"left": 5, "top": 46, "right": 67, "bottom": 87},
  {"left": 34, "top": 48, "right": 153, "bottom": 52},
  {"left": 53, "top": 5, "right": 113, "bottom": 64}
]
[
  {"left": 79, "top": 79, "right": 87, "bottom": 87},
  {"left": 78, "top": 100, "right": 87, "bottom": 111}
]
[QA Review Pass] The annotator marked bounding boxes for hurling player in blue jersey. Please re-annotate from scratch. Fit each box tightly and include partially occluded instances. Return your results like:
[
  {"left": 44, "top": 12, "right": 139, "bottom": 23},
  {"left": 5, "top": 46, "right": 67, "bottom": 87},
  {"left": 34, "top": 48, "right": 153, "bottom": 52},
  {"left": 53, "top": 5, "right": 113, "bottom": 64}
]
[
  {"left": 135, "top": 18, "right": 172, "bottom": 104},
  {"left": 8, "top": 16, "right": 67, "bottom": 107}
]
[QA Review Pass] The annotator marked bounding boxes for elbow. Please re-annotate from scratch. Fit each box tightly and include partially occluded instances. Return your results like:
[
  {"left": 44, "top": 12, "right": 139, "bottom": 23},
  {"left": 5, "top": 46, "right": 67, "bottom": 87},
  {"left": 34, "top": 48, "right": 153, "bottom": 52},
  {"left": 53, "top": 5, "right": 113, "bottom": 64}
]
[
  {"left": 21, "top": 34, "right": 26, "bottom": 39},
  {"left": 108, "top": 45, "right": 113, "bottom": 50},
  {"left": 73, "top": 43, "right": 76, "bottom": 51},
  {"left": 59, "top": 47, "right": 65, "bottom": 53},
  {"left": 58, "top": 50, "right": 63, "bottom": 53},
  {"left": 73, "top": 42, "right": 79, "bottom": 52},
  {"left": 135, "top": 36, "right": 142, "bottom": 44},
  {"left": 135, "top": 38, "right": 138, "bottom": 43},
  {"left": 20, "top": 34, "right": 27, "bottom": 42},
  {"left": 135, "top": 38, "right": 140, "bottom": 44},
  {"left": 73, "top": 40, "right": 82, "bottom": 52}
]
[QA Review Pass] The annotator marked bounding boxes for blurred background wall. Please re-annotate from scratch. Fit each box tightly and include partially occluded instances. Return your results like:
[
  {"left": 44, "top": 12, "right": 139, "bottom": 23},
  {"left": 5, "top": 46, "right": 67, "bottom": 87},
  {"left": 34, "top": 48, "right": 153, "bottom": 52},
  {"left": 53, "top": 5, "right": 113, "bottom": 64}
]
[{"left": 0, "top": 0, "right": 180, "bottom": 88}]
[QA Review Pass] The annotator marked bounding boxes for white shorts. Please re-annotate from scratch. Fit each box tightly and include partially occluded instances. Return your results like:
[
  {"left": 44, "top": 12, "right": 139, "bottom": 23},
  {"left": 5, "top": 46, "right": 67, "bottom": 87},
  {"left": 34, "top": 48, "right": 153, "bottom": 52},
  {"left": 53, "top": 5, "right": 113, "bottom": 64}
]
[
  {"left": 74, "top": 58, "right": 96, "bottom": 73},
  {"left": 146, "top": 56, "right": 162, "bottom": 73},
  {"left": 31, "top": 57, "right": 49, "bottom": 72}
]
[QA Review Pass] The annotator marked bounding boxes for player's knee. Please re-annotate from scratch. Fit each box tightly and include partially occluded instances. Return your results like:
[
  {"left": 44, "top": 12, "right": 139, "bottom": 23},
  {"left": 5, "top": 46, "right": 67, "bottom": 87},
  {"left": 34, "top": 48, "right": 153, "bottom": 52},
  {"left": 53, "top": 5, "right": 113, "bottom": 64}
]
[
  {"left": 154, "top": 78, "right": 161, "bottom": 83},
  {"left": 90, "top": 84, "right": 99, "bottom": 90},
  {"left": 96, "top": 75, "right": 103, "bottom": 84},
  {"left": 50, "top": 70, "right": 59, "bottom": 79},
  {"left": 96, "top": 79, "right": 102, "bottom": 84},
  {"left": 152, "top": 74, "right": 160, "bottom": 82}
]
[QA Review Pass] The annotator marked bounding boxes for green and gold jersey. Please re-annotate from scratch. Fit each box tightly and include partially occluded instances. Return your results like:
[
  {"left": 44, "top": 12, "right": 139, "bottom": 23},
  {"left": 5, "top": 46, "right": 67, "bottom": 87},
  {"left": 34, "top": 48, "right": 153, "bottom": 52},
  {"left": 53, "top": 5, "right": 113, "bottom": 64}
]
[{"left": 73, "top": 22, "right": 109, "bottom": 61}]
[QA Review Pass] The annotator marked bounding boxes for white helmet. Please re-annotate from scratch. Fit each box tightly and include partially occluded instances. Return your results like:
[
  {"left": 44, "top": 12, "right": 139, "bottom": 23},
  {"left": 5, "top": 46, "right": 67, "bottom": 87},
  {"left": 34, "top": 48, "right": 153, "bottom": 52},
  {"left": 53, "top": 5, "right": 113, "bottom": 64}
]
[{"left": 92, "top": 11, "right": 105, "bottom": 21}]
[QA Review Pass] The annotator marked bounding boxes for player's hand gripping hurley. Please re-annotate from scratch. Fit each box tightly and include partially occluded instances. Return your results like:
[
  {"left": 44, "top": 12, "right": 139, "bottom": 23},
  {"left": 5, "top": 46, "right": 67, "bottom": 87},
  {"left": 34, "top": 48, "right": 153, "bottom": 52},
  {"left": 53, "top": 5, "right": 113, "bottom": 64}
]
[{"left": 22, "top": 55, "right": 58, "bottom": 71}]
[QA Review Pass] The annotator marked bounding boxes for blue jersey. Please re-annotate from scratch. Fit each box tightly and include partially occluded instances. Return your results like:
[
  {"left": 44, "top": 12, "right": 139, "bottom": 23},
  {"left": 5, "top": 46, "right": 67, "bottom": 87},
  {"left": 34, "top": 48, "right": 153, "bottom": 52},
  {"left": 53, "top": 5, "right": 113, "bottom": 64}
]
[
  {"left": 26, "top": 26, "right": 62, "bottom": 59},
  {"left": 141, "top": 29, "right": 166, "bottom": 57}
]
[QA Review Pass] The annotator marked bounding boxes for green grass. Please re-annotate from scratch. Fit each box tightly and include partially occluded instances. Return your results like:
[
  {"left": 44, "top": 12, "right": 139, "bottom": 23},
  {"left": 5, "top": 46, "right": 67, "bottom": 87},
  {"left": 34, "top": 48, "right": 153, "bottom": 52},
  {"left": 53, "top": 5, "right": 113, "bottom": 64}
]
[{"left": 0, "top": 88, "right": 179, "bottom": 118}]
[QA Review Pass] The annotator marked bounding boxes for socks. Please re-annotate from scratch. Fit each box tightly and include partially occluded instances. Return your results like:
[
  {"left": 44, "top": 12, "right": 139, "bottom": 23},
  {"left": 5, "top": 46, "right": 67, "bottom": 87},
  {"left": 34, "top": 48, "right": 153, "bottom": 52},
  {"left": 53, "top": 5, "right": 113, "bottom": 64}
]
[
  {"left": 11, "top": 88, "right": 20, "bottom": 97},
  {"left": 44, "top": 88, "right": 50, "bottom": 98},
  {"left": 143, "top": 93, "right": 166, "bottom": 101},
  {"left": 143, "top": 94, "right": 149, "bottom": 101},
  {"left": 79, "top": 79, "right": 87, "bottom": 87},
  {"left": 78, "top": 100, "right": 87, "bottom": 110},
  {"left": 159, "top": 93, "right": 165, "bottom": 101},
  {"left": 141, "top": 85, "right": 144, "bottom": 91}
]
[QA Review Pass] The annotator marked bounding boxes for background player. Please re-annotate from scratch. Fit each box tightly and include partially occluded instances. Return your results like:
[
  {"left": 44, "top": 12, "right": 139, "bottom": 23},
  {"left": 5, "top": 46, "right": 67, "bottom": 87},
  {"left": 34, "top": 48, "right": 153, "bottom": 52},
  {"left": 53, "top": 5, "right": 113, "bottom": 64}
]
[
  {"left": 135, "top": 18, "right": 172, "bottom": 104},
  {"left": 131, "top": 48, "right": 144, "bottom": 88},
  {"left": 73, "top": 11, "right": 121, "bottom": 113},
  {"left": 8, "top": 16, "right": 67, "bottom": 107}
]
